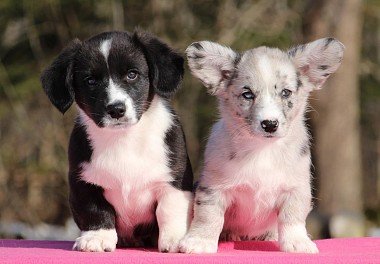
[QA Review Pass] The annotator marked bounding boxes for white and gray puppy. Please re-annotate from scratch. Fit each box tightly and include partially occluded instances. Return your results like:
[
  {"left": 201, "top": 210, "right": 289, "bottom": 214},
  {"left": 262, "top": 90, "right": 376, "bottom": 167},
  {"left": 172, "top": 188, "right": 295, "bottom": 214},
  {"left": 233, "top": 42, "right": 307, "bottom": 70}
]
[{"left": 179, "top": 38, "right": 344, "bottom": 254}]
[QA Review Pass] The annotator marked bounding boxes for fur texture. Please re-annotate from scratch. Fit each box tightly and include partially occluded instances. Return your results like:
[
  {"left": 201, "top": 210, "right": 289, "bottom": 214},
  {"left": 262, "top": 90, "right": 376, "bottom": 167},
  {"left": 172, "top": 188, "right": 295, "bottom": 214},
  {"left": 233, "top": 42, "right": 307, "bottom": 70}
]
[
  {"left": 41, "top": 31, "right": 193, "bottom": 252},
  {"left": 180, "top": 38, "right": 344, "bottom": 254}
]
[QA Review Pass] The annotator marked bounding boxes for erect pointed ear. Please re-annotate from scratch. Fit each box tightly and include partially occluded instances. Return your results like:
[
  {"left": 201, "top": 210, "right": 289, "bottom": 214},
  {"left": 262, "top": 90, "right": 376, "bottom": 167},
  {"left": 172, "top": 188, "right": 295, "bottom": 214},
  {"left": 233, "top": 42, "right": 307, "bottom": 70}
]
[
  {"left": 132, "top": 31, "right": 184, "bottom": 98},
  {"left": 40, "top": 39, "right": 82, "bottom": 114},
  {"left": 288, "top": 38, "right": 344, "bottom": 91},
  {"left": 186, "top": 41, "right": 239, "bottom": 95}
]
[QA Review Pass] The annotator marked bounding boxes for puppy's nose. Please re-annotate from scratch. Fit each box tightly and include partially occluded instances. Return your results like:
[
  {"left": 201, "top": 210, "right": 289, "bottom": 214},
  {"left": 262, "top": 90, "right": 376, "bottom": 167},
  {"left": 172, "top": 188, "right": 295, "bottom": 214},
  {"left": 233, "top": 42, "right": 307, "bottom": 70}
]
[
  {"left": 107, "top": 101, "right": 126, "bottom": 119},
  {"left": 261, "top": 120, "right": 279, "bottom": 133}
]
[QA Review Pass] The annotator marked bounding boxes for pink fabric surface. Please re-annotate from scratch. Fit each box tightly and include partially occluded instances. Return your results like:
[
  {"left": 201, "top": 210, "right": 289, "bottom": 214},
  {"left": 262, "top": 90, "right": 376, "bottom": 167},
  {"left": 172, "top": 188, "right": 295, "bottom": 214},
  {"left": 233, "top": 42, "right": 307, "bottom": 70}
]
[{"left": 1, "top": 238, "right": 379, "bottom": 264}]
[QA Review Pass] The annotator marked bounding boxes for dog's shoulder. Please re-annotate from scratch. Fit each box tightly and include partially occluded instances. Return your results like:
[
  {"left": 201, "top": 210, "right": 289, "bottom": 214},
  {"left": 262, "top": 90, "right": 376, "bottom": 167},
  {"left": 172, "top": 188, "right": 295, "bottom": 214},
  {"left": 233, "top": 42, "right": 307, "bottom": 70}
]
[{"left": 68, "top": 116, "right": 93, "bottom": 173}]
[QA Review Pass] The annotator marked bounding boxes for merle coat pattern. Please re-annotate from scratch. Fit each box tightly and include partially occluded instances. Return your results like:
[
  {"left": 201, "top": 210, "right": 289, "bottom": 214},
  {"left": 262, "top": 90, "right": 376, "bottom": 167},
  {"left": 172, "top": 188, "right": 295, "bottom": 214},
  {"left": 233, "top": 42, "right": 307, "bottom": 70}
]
[{"left": 179, "top": 38, "right": 344, "bottom": 254}]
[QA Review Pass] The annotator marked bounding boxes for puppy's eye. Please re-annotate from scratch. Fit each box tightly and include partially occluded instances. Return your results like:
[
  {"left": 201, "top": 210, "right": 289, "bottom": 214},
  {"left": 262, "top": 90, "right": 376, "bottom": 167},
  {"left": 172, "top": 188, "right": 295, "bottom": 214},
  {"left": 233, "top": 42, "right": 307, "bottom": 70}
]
[
  {"left": 281, "top": 89, "right": 292, "bottom": 98},
  {"left": 126, "top": 70, "right": 138, "bottom": 81},
  {"left": 242, "top": 91, "right": 255, "bottom": 100},
  {"left": 86, "top": 77, "right": 97, "bottom": 86}
]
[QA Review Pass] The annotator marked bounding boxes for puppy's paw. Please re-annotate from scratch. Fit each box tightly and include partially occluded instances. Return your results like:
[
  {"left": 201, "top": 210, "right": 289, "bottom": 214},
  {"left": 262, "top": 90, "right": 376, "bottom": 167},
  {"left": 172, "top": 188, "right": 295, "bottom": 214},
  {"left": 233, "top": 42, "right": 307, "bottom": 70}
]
[
  {"left": 179, "top": 235, "right": 218, "bottom": 254},
  {"left": 73, "top": 229, "right": 117, "bottom": 252},
  {"left": 280, "top": 236, "right": 319, "bottom": 254},
  {"left": 158, "top": 233, "right": 184, "bottom": 253}
]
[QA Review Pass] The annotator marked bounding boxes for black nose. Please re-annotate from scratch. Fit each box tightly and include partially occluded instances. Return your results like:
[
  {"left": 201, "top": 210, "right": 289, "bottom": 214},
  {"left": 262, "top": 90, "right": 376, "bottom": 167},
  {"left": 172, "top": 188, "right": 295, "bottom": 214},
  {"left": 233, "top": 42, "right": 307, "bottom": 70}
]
[
  {"left": 261, "top": 120, "right": 279, "bottom": 133},
  {"left": 106, "top": 101, "right": 126, "bottom": 119}
]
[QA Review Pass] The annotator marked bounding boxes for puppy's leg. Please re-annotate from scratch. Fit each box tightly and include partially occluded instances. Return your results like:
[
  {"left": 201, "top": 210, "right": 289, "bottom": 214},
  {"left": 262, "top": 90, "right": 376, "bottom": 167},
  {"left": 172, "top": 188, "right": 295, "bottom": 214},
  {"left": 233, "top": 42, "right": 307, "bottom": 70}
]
[
  {"left": 70, "top": 178, "right": 118, "bottom": 252},
  {"left": 278, "top": 184, "right": 318, "bottom": 253},
  {"left": 156, "top": 186, "right": 193, "bottom": 253},
  {"left": 179, "top": 187, "right": 226, "bottom": 254}
]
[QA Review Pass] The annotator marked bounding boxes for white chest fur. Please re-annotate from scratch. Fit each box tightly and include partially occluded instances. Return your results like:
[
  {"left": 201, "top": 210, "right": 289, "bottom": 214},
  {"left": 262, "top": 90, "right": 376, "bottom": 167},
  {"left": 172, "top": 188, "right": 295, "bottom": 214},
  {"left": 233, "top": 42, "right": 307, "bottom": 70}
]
[
  {"left": 79, "top": 98, "right": 173, "bottom": 236},
  {"left": 204, "top": 120, "right": 311, "bottom": 237}
]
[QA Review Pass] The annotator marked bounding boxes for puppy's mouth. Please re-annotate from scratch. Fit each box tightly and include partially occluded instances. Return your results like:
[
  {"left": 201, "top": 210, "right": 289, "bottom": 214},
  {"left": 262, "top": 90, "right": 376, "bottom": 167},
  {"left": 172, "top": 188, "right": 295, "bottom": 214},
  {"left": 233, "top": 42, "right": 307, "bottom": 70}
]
[
  {"left": 261, "top": 130, "right": 288, "bottom": 139},
  {"left": 254, "top": 130, "right": 283, "bottom": 139},
  {"left": 109, "top": 122, "right": 131, "bottom": 129}
]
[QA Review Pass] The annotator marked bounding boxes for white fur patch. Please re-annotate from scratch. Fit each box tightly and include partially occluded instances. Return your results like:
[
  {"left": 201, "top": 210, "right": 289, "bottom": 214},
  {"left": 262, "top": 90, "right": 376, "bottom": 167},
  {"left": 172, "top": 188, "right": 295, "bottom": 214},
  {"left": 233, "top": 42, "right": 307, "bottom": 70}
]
[
  {"left": 179, "top": 235, "right": 218, "bottom": 254},
  {"left": 257, "top": 95, "right": 283, "bottom": 123},
  {"left": 107, "top": 78, "right": 137, "bottom": 123},
  {"left": 157, "top": 186, "right": 193, "bottom": 252},
  {"left": 73, "top": 228, "right": 117, "bottom": 252},
  {"left": 278, "top": 224, "right": 318, "bottom": 253},
  {"left": 80, "top": 97, "right": 174, "bottom": 238},
  {"left": 257, "top": 55, "right": 273, "bottom": 90},
  {"left": 99, "top": 39, "right": 112, "bottom": 61}
]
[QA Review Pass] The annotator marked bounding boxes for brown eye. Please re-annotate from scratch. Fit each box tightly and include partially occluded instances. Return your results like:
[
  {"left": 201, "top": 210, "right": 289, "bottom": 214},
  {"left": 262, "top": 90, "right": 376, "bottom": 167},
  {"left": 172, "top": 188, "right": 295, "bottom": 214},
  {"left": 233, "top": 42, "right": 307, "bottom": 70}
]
[
  {"left": 126, "top": 70, "right": 138, "bottom": 80},
  {"left": 281, "top": 89, "right": 292, "bottom": 98},
  {"left": 242, "top": 91, "right": 255, "bottom": 100}
]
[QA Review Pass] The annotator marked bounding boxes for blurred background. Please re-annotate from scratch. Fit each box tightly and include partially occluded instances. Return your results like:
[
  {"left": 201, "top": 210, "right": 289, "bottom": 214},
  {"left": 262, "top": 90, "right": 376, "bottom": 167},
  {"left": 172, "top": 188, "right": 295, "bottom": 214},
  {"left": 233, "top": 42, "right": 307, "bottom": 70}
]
[{"left": 0, "top": 0, "right": 379, "bottom": 240}]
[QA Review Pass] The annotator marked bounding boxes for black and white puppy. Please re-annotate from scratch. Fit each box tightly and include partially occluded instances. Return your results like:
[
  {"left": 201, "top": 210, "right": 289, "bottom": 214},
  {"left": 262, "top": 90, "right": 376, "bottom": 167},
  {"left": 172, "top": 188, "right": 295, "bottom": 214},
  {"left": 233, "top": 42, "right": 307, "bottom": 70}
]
[{"left": 41, "top": 31, "right": 193, "bottom": 252}]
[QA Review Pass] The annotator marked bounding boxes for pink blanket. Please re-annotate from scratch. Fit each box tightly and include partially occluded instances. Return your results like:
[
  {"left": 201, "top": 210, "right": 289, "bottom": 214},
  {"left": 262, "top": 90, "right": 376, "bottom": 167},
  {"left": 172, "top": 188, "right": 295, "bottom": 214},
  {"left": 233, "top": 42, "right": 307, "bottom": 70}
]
[{"left": 1, "top": 238, "right": 379, "bottom": 263}]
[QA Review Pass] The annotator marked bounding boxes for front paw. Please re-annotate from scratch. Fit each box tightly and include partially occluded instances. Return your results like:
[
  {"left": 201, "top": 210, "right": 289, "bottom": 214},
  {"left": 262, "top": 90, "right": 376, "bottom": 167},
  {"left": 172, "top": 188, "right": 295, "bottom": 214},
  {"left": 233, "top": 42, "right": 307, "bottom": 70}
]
[
  {"left": 280, "top": 236, "right": 319, "bottom": 254},
  {"left": 73, "top": 229, "right": 117, "bottom": 252},
  {"left": 158, "top": 233, "right": 183, "bottom": 253},
  {"left": 179, "top": 234, "right": 218, "bottom": 254}
]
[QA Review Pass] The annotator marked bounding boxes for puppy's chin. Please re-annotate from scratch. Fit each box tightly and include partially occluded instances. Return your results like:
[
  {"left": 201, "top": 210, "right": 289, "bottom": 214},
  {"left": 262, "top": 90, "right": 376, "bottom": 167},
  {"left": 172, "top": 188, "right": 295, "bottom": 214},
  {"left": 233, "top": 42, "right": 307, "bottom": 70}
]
[
  {"left": 101, "top": 118, "right": 139, "bottom": 130},
  {"left": 250, "top": 129, "right": 287, "bottom": 140}
]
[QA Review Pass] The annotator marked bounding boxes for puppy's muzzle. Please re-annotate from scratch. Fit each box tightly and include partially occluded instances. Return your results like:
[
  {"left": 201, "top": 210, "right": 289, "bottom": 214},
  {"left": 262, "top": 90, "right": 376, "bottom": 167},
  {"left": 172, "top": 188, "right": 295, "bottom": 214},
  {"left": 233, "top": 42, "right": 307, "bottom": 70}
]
[{"left": 107, "top": 101, "right": 126, "bottom": 119}]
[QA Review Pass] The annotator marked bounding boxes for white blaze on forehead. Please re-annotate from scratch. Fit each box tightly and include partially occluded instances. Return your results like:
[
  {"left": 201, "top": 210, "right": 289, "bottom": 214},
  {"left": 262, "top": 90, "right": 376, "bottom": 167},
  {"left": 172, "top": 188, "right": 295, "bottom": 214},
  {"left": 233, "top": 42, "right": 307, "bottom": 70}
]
[
  {"left": 100, "top": 39, "right": 112, "bottom": 61},
  {"left": 255, "top": 55, "right": 284, "bottom": 122},
  {"left": 257, "top": 55, "right": 275, "bottom": 91},
  {"left": 108, "top": 78, "right": 137, "bottom": 123}
]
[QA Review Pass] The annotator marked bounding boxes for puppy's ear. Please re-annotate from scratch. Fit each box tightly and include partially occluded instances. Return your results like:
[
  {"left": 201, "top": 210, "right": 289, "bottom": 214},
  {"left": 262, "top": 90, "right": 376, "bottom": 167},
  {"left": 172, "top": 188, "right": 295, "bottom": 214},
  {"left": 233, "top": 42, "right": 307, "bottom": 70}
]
[
  {"left": 132, "top": 31, "right": 184, "bottom": 98},
  {"left": 288, "top": 38, "right": 344, "bottom": 91},
  {"left": 40, "top": 39, "right": 82, "bottom": 114},
  {"left": 186, "top": 41, "right": 238, "bottom": 95}
]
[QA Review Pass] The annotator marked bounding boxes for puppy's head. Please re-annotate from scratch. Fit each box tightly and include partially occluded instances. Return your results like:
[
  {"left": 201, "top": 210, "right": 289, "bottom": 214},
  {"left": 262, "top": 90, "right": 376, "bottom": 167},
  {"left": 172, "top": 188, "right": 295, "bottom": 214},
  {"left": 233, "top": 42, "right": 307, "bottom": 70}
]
[
  {"left": 41, "top": 31, "right": 183, "bottom": 128},
  {"left": 186, "top": 38, "right": 344, "bottom": 138}
]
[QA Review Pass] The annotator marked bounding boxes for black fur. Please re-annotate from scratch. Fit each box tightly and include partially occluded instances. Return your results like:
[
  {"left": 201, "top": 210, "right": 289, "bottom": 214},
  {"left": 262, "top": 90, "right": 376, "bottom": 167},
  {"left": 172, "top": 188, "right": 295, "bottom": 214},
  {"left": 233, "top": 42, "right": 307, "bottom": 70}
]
[
  {"left": 68, "top": 120, "right": 116, "bottom": 231},
  {"left": 195, "top": 186, "right": 215, "bottom": 206},
  {"left": 40, "top": 39, "right": 82, "bottom": 113},
  {"left": 324, "top": 37, "right": 335, "bottom": 47},
  {"left": 197, "top": 185, "right": 212, "bottom": 195},
  {"left": 296, "top": 71, "right": 303, "bottom": 90},
  {"left": 40, "top": 30, "right": 193, "bottom": 248},
  {"left": 288, "top": 44, "right": 305, "bottom": 58},
  {"left": 164, "top": 112, "right": 193, "bottom": 192},
  {"left": 132, "top": 31, "right": 184, "bottom": 99},
  {"left": 300, "top": 142, "right": 310, "bottom": 156},
  {"left": 189, "top": 52, "right": 205, "bottom": 60},
  {"left": 318, "top": 65, "right": 329, "bottom": 70},
  {"left": 190, "top": 42, "right": 204, "bottom": 51}
]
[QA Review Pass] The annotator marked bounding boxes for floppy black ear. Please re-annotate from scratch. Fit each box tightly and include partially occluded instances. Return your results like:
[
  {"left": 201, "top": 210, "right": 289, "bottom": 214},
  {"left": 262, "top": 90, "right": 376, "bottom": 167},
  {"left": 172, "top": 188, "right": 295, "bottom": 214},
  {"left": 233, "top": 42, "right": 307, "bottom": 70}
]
[
  {"left": 40, "top": 39, "right": 82, "bottom": 114},
  {"left": 132, "top": 31, "right": 184, "bottom": 98}
]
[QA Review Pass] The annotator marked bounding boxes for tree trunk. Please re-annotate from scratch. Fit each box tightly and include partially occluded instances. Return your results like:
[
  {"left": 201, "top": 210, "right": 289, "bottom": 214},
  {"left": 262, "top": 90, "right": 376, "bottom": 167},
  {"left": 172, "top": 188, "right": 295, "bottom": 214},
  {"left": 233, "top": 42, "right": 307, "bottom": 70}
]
[
  {"left": 112, "top": 0, "right": 124, "bottom": 31},
  {"left": 304, "top": 0, "right": 364, "bottom": 236}
]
